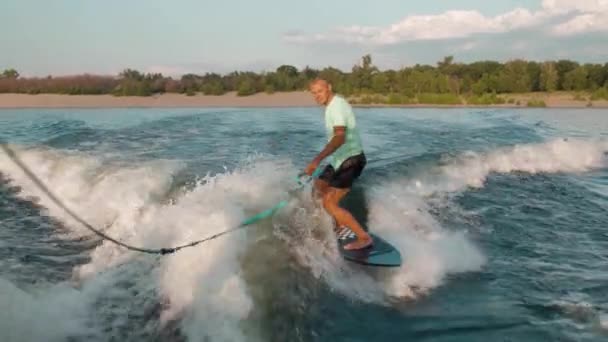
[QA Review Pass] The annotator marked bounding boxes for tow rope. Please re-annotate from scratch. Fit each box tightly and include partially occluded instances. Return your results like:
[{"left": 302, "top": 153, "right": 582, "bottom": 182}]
[{"left": 1, "top": 141, "right": 321, "bottom": 256}]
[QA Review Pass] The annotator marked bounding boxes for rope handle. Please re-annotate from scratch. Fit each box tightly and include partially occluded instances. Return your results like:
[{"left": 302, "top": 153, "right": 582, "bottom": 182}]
[{"left": 296, "top": 167, "right": 324, "bottom": 186}]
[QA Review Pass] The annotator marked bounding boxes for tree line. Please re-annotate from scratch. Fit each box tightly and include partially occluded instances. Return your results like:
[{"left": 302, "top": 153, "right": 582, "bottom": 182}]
[{"left": 1, "top": 56, "right": 608, "bottom": 103}]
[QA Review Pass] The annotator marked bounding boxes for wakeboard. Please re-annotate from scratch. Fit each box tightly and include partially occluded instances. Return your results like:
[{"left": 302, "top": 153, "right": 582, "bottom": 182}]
[{"left": 335, "top": 226, "right": 402, "bottom": 267}]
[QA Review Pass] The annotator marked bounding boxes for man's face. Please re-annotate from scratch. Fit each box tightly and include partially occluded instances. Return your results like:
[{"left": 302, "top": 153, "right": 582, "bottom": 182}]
[{"left": 309, "top": 82, "right": 332, "bottom": 105}]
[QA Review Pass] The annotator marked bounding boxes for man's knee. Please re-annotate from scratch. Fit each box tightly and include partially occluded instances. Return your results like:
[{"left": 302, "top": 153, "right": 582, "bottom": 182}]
[{"left": 322, "top": 189, "right": 348, "bottom": 210}]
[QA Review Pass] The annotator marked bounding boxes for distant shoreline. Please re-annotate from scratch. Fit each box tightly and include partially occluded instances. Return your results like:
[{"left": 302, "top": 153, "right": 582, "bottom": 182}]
[{"left": 1, "top": 91, "right": 607, "bottom": 109}]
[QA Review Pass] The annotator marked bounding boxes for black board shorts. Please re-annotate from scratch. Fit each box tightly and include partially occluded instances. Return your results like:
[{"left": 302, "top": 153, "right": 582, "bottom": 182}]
[{"left": 318, "top": 153, "right": 367, "bottom": 189}]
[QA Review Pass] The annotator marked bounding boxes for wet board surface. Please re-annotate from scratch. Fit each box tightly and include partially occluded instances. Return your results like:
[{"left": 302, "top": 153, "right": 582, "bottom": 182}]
[{"left": 335, "top": 226, "right": 402, "bottom": 267}]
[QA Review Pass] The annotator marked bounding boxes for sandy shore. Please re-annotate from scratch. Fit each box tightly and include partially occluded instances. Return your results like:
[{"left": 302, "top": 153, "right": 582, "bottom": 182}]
[
  {"left": 0, "top": 91, "right": 607, "bottom": 108},
  {"left": 0, "top": 92, "right": 317, "bottom": 108}
]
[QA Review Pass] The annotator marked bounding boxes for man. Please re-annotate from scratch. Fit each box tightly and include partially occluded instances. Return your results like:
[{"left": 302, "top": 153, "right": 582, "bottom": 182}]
[{"left": 304, "top": 78, "right": 372, "bottom": 250}]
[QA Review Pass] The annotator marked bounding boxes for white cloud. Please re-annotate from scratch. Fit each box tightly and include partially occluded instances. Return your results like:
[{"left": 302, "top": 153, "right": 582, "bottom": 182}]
[
  {"left": 285, "top": 8, "right": 543, "bottom": 45},
  {"left": 551, "top": 11, "right": 608, "bottom": 35},
  {"left": 378, "top": 10, "right": 503, "bottom": 42},
  {"left": 459, "top": 41, "right": 479, "bottom": 51},
  {"left": 541, "top": 0, "right": 608, "bottom": 14},
  {"left": 545, "top": 0, "right": 608, "bottom": 35},
  {"left": 285, "top": 1, "right": 608, "bottom": 45}
]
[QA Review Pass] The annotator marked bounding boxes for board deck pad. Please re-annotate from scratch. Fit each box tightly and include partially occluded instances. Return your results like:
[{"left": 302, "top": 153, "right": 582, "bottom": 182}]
[{"left": 335, "top": 226, "right": 402, "bottom": 267}]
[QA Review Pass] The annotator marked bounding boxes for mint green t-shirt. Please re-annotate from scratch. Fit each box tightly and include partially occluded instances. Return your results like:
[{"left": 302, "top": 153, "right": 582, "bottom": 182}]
[{"left": 324, "top": 95, "right": 364, "bottom": 169}]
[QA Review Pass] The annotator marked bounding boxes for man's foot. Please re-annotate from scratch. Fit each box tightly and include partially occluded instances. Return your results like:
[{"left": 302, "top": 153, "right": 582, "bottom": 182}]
[{"left": 343, "top": 235, "right": 373, "bottom": 250}]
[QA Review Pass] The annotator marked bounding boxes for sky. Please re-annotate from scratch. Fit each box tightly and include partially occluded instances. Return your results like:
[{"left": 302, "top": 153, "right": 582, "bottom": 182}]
[{"left": 1, "top": 0, "right": 607, "bottom": 77}]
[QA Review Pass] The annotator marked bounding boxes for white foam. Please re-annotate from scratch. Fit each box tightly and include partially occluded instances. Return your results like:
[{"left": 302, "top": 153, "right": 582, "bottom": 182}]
[
  {"left": 364, "top": 189, "right": 485, "bottom": 299},
  {"left": 413, "top": 138, "right": 608, "bottom": 195},
  {"left": 2, "top": 137, "right": 606, "bottom": 338},
  {"left": 73, "top": 156, "right": 296, "bottom": 341},
  {"left": 148, "top": 157, "right": 299, "bottom": 341},
  {"left": 367, "top": 138, "right": 608, "bottom": 299},
  {"left": 277, "top": 199, "right": 388, "bottom": 304},
  {"left": 0, "top": 278, "right": 93, "bottom": 342},
  {"left": 550, "top": 295, "right": 608, "bottom": 335},
  {"left": 0, "top": 145, "right": 181, "bottom": 239},
  {"left": 599, "top": 313, "right": 608, "bottom": 331},
  {"left": 0, "top": 145, "right": 300, "bottom": 341}
]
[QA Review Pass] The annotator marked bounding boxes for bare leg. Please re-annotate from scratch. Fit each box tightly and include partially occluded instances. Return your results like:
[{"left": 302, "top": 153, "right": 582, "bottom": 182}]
[
  {"left": 322, "top": 187, "right": 372, "bottom": 250},
  {"left": 313, "top": 178, "right": 330, "bottom": 200}
]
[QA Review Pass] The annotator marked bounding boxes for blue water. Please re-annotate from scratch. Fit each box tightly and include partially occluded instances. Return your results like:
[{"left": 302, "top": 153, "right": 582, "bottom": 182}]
[{"left": 1, "top": 107, "right": 608, "bottom": 342}]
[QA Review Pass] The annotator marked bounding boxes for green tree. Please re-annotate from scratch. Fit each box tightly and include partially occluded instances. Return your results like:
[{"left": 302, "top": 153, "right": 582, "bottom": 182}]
[
  {"left": 351, "top": 54, "right": 378, "bottom": 93},
  {"left": 437, "top": 56, "right": 454, "bottom": 73},
  {"left": 1, "top": 69, "right": 19, "bottom": 79},
  {"left": 5, "top": 54, "right": 608, "bottom": 98},
  {"left": 527, "top": 61, "right": 541, "bottom": 92},
  {"left": 555, "top": 60, "right": 578, "bottom": 90},
  {"left": 540, "top": 61, "right": 558, "bottom": 92},
  {"left": 120, "top": 69, "right": 144, "bottom": 81},
  {"left": 295, "top": 65, "right": 319, "bottom": 89},
  {"left": 382, "top": 69, "right": 398, "bottom": 93},
  {"left": 237, "top": 80, "right": 256, "bottom": 96},
  {"left": 317, "top": 67, "right": 345, "bottom": 93},
  {"left": 585, "top": 63, "right": 607, "bottom": 90},
  {"left": 465, "top": 61, "right": 502, "bottom": 80},
  {"left": 394, "top": 68, "right": 416, "bottom": 97},
  {"left": 461, "top": 75, "right": 474, "bottom": 94},
  {"left": 562, "top": 66, "right": 588, "bottom": 91},
  {"left": 472, "top": 73, "right": 500, "bottom": 95},
  {"left": 236, "top": 73, "right": 259, "bottom": 96},
  {"left": 436, "top": 56, "right": 463, "bottom": 94},
  {"left": 276, "top": 65, "right": 298, "bottom": 78},
  {"left": 497, "top": 60, "right": 531, "bottom": 93},
  {"left": 371, "top": 72, "right": 389, "bottom": 94},
  {"left": 180, "top": 73, "right": 201, "bottom": 94},
  {"left": 271, "top": 64, "right": 299, "bottom": 91},
  {"left": 201, "top": 73, "right": 226, "bottom": 95}
]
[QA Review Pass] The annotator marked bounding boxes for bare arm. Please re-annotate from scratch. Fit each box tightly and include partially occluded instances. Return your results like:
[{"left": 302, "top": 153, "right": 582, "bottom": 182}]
[
  {"left": 313, "top": 126, "right": 346, "bottom": 163},
  {"left": 305, "top": 126, "right": 346, "bottom": 175}
]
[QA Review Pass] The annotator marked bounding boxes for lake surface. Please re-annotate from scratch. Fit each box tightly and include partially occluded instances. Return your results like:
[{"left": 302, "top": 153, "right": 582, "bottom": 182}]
[{"left": 1, "top": 107, "right": 608, "bottom": 341}]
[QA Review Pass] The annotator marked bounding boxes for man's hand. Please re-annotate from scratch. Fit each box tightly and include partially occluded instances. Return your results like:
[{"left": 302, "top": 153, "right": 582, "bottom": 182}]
[
  {"left": 304, "top": 126, "right": 346, "bottom": 176},
  {"left": 304, "top": 159, "right": 320, "bottom": 176}
]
